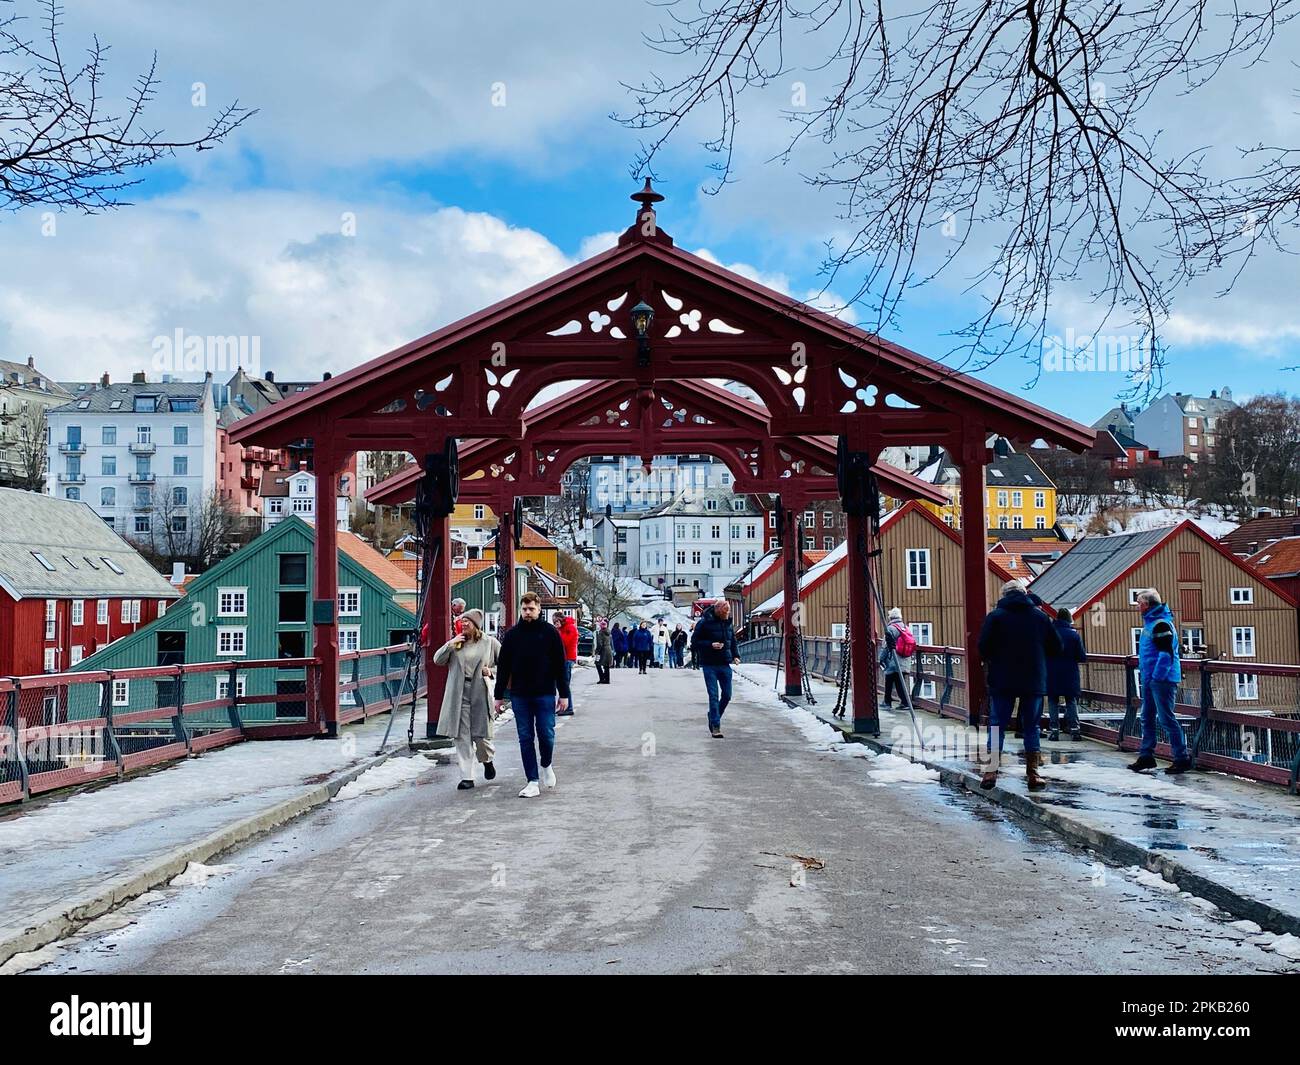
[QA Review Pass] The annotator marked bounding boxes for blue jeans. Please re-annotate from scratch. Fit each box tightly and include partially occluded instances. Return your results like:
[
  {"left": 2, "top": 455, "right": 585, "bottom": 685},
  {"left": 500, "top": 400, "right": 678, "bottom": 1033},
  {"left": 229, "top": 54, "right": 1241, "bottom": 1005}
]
[
  {"left": 1139, "top": 678, "right": 1188, "bottom": 761},
  {"left": 511, "top": 694, "right": 556, "bottom": 782},
  {"left": 701, "top": 665, "right": 733, "bottom": 729},
  {"left": 1047, "top": 695, "right": 1080, "bottom": 733},
  {"left": 563, "top": 660, "right": 575, "bottom": 710},
  {"left": 988, "top": 693, "right": 1041, "bottom": 755}
]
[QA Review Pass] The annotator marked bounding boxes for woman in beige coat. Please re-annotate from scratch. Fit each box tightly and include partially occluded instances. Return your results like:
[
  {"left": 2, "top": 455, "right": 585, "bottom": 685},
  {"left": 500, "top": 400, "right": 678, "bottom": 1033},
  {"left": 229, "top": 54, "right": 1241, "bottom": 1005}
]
[{"left": 433, "top": 608, "right": 500, "bottom": 789}]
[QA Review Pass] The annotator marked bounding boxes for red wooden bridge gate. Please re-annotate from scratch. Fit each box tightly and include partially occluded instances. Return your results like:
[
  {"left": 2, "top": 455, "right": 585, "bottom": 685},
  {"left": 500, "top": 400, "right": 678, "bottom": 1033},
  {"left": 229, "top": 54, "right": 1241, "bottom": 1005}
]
[{"left": 230, "top": 181, "right": 1093, "bottom": 737}]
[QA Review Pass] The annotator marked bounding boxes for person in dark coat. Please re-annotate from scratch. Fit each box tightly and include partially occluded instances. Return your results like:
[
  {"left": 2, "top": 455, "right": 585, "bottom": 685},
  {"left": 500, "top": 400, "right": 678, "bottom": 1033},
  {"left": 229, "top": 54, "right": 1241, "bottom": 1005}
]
[
  {"left": 977, "top": 579, "right": 1062, "bottom": 790},
  {"left": 631, "top": 621, "right": 654, "bottom": 674},
  {"left": 671, "top": 624, "right": 688, "bottom": 668},
  {"left": 1046, "top": 608, "right": 1086, "bottom": 741},
  {"left": 690, "top": 601, "right": 740, "bottom": 737},
  {"left": 594, "top": 621, "right": 613, "bottom": 684},
  {"left": 611, "top": 622, "right": 628, "bottom": 668}
]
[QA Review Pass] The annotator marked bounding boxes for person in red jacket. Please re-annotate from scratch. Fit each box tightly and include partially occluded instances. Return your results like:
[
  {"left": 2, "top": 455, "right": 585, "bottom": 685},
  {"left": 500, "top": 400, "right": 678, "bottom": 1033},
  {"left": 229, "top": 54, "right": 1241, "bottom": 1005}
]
[{"left": 554, "top": 613, "right": 578, "bottom": 716}]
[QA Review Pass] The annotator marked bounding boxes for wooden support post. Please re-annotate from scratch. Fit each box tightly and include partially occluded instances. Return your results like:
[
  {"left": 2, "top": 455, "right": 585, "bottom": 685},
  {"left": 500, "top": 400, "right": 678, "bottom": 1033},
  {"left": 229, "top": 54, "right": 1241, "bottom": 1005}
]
[
  {"left": 958, "top": 428, "right": 989, "bottom": 730},
  {"left": 424, "top": 511, "right": 452, "bottom": 739},
  {"left": 781, "top": 501, "right": 803, "bottom": 697},
  {"left": 311, "top": 438, "right": 343, "bottom": 737},
  {"left": 847, "top": 511, "right": 879, "bottom": 735},
  {"left": 497, "top": 501, "right": 516, "bottom": 632}
]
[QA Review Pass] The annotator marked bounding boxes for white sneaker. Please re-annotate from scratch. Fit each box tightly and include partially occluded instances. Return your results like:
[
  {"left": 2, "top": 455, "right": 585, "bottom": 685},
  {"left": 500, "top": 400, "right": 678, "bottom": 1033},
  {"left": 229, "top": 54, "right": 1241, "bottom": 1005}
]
[
  {"left": 541, "top": 764, "right": 556, "bottom": 789},
  {"left": 518, "top": 780, "right": 540, "bottom": 798}
]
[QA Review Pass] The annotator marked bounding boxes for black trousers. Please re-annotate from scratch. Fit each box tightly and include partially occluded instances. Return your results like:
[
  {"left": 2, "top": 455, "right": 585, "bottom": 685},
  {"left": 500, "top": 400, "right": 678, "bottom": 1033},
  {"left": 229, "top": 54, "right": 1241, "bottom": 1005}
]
[
  {"left": 596, "top": 658, "right": 611, "bottom": 683},
  {"left": 637, "top": 651, "right": 649, "bottom": 674}
]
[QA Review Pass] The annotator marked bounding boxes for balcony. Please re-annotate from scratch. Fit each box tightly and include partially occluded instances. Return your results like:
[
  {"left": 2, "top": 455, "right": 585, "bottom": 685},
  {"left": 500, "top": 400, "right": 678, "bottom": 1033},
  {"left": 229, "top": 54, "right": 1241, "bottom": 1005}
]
[
  {"left": 57, "top": 471, "right": 86, "bottom": 484},
  {"left": 127, "top": 471, "right": 156, "bottom": 484},
  {"left": 58, "top": 441, "right": 86, "bottom": 455},
  {"left": 128, "top": 440, "right": 156, "bottom": 455}
]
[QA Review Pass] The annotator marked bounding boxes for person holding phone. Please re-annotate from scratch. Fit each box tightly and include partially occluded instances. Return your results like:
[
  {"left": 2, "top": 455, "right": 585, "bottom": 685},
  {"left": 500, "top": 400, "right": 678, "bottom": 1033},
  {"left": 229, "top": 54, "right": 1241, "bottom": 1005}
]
[{"left": 432, "top": 609, "right": 499, "bottom": 790}]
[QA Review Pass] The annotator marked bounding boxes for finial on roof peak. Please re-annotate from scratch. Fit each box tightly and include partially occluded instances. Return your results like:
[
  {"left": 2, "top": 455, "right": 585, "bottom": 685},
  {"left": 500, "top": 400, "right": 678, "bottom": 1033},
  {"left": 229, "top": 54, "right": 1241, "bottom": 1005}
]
[{"left": 619, "top": 177, "right": 673, "bottom": 247}]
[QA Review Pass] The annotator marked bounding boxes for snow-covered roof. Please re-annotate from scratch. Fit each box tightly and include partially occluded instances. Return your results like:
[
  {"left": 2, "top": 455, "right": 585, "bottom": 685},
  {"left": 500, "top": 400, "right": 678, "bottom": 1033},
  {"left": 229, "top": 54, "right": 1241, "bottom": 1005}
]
[{"left": 751, "top": 540, "right": 850, "bottom": 615}]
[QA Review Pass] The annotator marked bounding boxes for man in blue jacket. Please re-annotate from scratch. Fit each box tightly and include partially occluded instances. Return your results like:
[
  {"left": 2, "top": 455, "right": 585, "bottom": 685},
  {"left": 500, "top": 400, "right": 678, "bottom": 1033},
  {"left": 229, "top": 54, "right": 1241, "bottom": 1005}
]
[
  {"left": 690, "top": 601, "right": 740, "bottom": 738},
  {"left": 1130, "top": 589, "right": 1192, "bottom": 774},
  {"left": 1046, "top": 608, "right": 1087, "bottom": 741}
]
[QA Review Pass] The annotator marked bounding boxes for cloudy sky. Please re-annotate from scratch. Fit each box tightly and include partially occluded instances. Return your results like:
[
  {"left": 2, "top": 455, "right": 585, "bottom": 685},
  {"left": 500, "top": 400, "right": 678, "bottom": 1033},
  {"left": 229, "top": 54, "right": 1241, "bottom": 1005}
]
[{"left": 3, "top": 0, "right": 1299, "bottom": 423}]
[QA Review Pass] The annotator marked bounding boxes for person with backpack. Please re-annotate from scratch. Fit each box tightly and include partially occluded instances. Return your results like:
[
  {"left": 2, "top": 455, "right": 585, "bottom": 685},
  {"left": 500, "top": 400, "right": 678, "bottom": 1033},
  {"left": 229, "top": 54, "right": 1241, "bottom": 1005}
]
[
  {"left": 879, "top": 608, "right": 918, "bottom": 709},
  {"left": 1046, "top": 608, "right": 1087, "bottom": 741}
]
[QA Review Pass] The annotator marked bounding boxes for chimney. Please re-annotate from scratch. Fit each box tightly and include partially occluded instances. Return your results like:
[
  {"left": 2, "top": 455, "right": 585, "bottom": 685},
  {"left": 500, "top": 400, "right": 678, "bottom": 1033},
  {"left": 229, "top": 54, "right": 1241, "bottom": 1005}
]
[
  {"left": 26, "top": 356, "right": 34, "bottom": 369},
  {"left": 1210, "top": 389, "right": 1217, "bottom": 399},
  {"left": 1107, "top": 423, "right": 1117, "bottom": 432},
  {"left": 100, "top": 372, "right": 110, "bottom": 388},
  {"left": 170, "top": 562, "right": 186, "bottom": 585},
  {"left": 265, "top": 370, "right": 275, "bottom": 382},
  {"left": 132, "top": 371, "right": 146, "bottom": 384},
  {"left": 322, "top": 371, "right": 332, "bottom": 381}
]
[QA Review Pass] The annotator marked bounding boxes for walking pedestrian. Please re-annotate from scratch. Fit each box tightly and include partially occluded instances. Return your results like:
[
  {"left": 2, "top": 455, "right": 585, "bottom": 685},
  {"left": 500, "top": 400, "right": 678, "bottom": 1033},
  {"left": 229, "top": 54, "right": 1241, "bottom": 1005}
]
[
  {"left": 611, "top": 622, "right": 628, "bottom": 668},
  {"left": 631, "top": 620, "right": 653, "bottom": 673},
  {"left": 432, "top": 609, "right": 499, "bottom": 790},
  {"left": 493, "top": 592, "right": 570, "bottom": 798},
  {"left": 1128, "top": 589, "right": 1192, "bottom": 775},
  {"left": 977, "top": 579, "right": 1062, "bottom": 790},
  {"left": 554, "top": 613, "right": 578, "bottom": 716},
  {"left": 690, "top": 600, "right": 740, "bottom": 738},
  {"left": 653, "top": 623, "right": 669, "bottom": 668},
  {"left": 878, "top": 607, "right": 918, "bottom": 709},
  {"left": 594, "top": 621, "right": 612, "bottom": 684},
  {"left": 671, "top": 624, "right": 688, "bottom": 668},
  {"left": 1046, "top": 608, "right": 1086, "bottom": 741}
]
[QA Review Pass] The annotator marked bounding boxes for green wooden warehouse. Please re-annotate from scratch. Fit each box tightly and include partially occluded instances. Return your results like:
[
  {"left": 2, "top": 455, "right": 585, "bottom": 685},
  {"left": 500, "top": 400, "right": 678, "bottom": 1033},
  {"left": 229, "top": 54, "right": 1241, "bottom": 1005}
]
[{"left": 69, "top": 516, "right": 417, "bottom": 725}]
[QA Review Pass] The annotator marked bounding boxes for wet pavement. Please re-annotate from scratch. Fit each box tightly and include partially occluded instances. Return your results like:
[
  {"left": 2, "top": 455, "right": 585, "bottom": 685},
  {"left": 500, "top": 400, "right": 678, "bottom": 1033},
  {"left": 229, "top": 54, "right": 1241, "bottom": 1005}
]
[
  {"left": 7, "top": 664, "right": 1298, "bottom": 975},
  {"left": 761, "top": 666, "right": 1300, "bottom": 930}
]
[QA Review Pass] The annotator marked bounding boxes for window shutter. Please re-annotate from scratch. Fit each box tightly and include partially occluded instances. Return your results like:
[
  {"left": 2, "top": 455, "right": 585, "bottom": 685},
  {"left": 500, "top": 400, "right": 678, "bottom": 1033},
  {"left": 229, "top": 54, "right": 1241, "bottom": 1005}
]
[
  {"left": 1178, "top": 587, "right": 1203, "bottom": 622},
  {"left": 1178, "top": 550, "right": 1201, "bottom": 582}
]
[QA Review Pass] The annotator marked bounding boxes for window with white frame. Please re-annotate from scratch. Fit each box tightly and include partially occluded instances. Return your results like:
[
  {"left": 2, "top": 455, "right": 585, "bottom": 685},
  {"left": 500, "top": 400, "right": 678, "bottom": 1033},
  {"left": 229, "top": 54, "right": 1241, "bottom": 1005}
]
[
  {"left": 71, "top": 600, "right": 84, "bottom": 626},
  {"left": 997, "top": 515, "right": 1009, "bottom": 529},
  {"left": 1181, "top": 627, "right": 1205, "bottom": 654},
  {"left": 1128, "top": 588, "right": 1143, "bottom": 605},
  {"left": 996, "top": 490, "right": 1008, "bottom": 507},
  {"left": 43, "top": 648, "right": 56, "bottom": 672},
  {"left": 216, "top": 674, "right": 247, "bottom": 700},
  {"left": 130, "top": 600, "right": 140, "bottom": 623},
  {"left": 768, "top": 511, "right": 777, "bottom": 528},
  {"left": 1232, "top": 626, "right": 1255, "bottom": 657},
  {"left": 268, "top": 498, "right": 284, "bottom": 514},
  {"left": 337, "top": 588, "right": 361, "bottom": 617},
  {"left": 70, "top": 645, "right": 83, "bottom": 665},
  {"left": 1035, "top": 516, "right": 1047, "bottom": 529},
  {"left": 691, "top": 550, "right": 701, "bottom": 565},
  {"left": 824, "top": 536, "right": 835, "bottom": 550},
  {"left": 831, "top": 623, "right": 847, "bottom": 639},
  {"left": 338, "top": 625, "right": 361, "bottom": 653},
  {"left": 45, "top": 599, "right": 56, "bottom": 638},
  {"left": 803, "top": 511, "right": 815, "bottom": 528},
  {"left": 217, "top": 588, "right": 247, "bottom": 617},
  {"left": 906, "top": 548, "right": 931, "bottom": 589},
  {"left": 710, "top": 551, "right": 722, "bottom": 569},
  {"left": 1130, "top": 628, "right": 1143, "bottom": 655},
  {"left": 112, "top": 679, "right": 130, "bottom": 706},
  {"left": 474, "top": 504, "right": 485, "bottom": 519},
  {"left": 909, "top": 622, "right": 936, "bottom": 697},
  {"left": 677, "top": 550, "right": 686, "bottom": 565},
  {"left": 1230, "top": 587, "right": 1253, "bottom": 605},
  {"left": 217, "top": 627, "right": 247, "bottom": 656},
  {"left": 97, "top": 600, "right": 108, "bottom": 624},
  {"left": 1012, "top": 515, "right": 1024, "bottom": 529},
  {"left": 769, "top": 537, "right": 779, "bottom": 550},
  {"left": 1235, "top": 673, "right": 1259, "bottom": 700},
  {"left": 731, "top": 551, "right": 741, "bottom": 565},
  {"left": 292, "top": 497, "right": 313, "bottom": 513},
  {"left": 157, "top": 600, "right": 167, "bottom": 618},
  {"left": 1011, "top": 491, "right": 1023, "bottom": 508},
  {"left": 1034, "top": 491, "right": 1046, "bottom": 509}
]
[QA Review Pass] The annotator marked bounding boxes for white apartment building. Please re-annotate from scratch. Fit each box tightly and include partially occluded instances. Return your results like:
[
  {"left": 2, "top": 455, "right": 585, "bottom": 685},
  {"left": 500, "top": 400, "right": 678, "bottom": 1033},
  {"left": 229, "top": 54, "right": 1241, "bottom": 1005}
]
[
  {"left": 45, "top": 374, "right": 218, "bottom": 546},
  {"left": 259, "top": 465, "right": 350, "bottom": 532},
  {"left": 637, "top": 489, "right": 765, "bottom": 597},
  {"left": 591, "top": 515, "right": 640, "bottom": 576},
  {"left": 587, "top": 454, "right": 732, "bottom": 511},
  {"left": 0, "top": 356, "right": 72, "bottom": 488}
]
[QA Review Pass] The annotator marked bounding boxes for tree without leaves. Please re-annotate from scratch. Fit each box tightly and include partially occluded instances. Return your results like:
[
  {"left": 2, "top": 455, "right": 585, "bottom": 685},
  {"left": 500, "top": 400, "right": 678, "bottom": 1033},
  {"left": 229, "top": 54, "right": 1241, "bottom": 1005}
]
[
  {"left": 10, "top": 401, "right": 47, "bottom": 490},
  {"left": 620, "top": 0, "right": 1298, "bottom": 396},
  {"left": 0, "top": 0, "right": 254, "bottom": 212},
  {"left": 1190, "top": 394, "right": 1300, "bottom": 516}
]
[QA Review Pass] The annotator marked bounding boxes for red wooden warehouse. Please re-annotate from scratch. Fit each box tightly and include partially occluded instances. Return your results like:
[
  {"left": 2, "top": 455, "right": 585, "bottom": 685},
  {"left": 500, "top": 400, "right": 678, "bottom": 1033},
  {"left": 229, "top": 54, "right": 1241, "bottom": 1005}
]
[{"left": 230, "top": 181, "right": 1094, "bottom": 736}]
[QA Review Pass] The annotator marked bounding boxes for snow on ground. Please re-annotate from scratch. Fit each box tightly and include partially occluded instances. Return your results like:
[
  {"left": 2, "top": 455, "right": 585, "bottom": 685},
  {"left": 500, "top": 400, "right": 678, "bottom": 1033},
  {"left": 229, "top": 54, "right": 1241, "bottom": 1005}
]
[
  {"left": 1270, "top": 933, "right": 1300, "bottom": 960},
  {"left": 1036, "top": 760, "right": 1232, "bottom": 811},
  {"left": 1128, "top": 867, "right": 1180, "bottom": 893},
  {"left": 1061, "top": 506, "right": 1238, "bottom": 539},
  {"left": 867, "top": 753, "right": 941, "bottom": 786},
  {"left": 0, "top": 732, "right": 377, "bottom": 850},
  {"left": 170, "top": 861, "right": 236, "bottom": 887},
  {"left": 330, "top": 756, "right": 432, "bottom": 801}
]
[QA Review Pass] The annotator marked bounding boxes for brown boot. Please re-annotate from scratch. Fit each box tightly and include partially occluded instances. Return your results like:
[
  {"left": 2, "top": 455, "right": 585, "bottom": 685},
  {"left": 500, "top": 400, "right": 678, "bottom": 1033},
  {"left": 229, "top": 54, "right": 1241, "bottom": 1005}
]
[
  {"left": 1026, "top": 751, "right": 1047, "bottom": 791},
  {"left": 980, "top": 769, "right": 998, "bottom": 790}
]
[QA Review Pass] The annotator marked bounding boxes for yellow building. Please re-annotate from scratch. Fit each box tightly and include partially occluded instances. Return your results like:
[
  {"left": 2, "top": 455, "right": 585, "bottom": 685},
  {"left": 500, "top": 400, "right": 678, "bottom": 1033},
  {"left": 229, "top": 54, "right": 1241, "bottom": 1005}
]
[
  {"left": 899, "top": 450, "right": 1059, "bottom": 543},
  {"left": 482, "top": 522, "right": 561, "bottom": 573}
]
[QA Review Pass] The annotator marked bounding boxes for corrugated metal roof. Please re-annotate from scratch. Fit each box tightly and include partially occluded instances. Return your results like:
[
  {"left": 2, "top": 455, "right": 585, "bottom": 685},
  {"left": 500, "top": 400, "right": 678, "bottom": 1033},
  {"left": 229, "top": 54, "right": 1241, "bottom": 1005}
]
[
  {"left": 0, "top": 488, "right": 181, "bottom": 600},
  {"left": 1027, "top": 527, "right": 1170, "bottom": 612}
]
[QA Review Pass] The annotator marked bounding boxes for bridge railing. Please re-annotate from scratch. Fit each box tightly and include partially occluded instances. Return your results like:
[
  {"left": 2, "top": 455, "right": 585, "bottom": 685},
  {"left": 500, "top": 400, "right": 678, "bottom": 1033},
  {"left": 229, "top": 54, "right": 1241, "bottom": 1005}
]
[
  {"left": 738, "top": 637, "right": 1300, "bottom": 792},
  {"left": 0, "top": 643, "right": 426, "bottom": 805}
]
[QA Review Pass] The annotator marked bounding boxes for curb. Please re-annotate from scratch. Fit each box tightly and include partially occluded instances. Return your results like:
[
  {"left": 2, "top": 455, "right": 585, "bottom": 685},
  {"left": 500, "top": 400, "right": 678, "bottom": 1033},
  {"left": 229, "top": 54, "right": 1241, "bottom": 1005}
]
[
  {"left": 770, "top": 689, "right": 1300, "bottom": 938},
  {"left": 0, "top": 747, "right": 428, "bottom": 967}
]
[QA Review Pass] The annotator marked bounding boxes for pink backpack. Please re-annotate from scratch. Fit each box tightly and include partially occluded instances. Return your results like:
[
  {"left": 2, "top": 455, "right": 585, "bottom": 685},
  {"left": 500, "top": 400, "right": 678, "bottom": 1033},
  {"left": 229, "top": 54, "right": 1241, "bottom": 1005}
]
[{"left": 891, "top": 623, "right": 917, "bottom": 658}]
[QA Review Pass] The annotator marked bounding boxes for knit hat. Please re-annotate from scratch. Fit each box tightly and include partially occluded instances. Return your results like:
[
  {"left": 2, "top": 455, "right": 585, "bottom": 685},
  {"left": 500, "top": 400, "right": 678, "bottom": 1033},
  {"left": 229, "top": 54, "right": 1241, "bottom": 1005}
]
[
  {"left": 887, "top": 607, "right": 903, "bottom": 622},
  {"left": 461, "top": 608, "right": 484, "bottom": 631}
]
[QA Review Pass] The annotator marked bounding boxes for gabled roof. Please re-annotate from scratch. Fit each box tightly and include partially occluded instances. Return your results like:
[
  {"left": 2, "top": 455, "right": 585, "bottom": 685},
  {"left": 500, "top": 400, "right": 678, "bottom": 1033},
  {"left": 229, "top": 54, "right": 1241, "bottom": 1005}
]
[
  {"left": 484, "top": 522, "right": 558, "bottom": 551},
  {"left": 1091, "top": 405, "right": 1137, "bottom": 432},
  {"left": 1246, "top": 536, "right": 1300, "bottom": 579},
  {"left": 0, "top": 357, "right": 70, "bottom": 397},
  {"left": 0, "top": 488, "right": 180, "bottom": 601},
  {"left": 640, "top": 488, "right": 763, "bottom": 518},
  {"left": 337, "top": 532, "right": 418, "bottom": 597},
  {"left": 1220, "top": 513, "right": 1300, "bottom": 556},
  {"left": 51, "top": 379, "right": 208, "bottom": 415}
]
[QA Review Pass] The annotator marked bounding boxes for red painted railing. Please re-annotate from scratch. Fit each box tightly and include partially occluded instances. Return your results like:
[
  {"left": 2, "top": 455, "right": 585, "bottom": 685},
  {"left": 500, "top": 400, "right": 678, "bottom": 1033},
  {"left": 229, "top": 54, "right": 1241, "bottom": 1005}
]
[{"left": 0, "top": 644, "right": 425, "bottom": 805}]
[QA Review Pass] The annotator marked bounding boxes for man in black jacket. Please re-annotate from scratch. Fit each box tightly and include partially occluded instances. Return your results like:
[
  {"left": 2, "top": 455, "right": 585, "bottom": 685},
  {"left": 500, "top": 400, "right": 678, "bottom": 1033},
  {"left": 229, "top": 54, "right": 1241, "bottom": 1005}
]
[
  {"left": 690, "top": 602, "right": 740, "bottom": 738},
  {"left": 977, "top": 579, "right": 1062, "bottom": 791},
  {"left": 493, "top": 591, "right": 571, "bottom": 798}
]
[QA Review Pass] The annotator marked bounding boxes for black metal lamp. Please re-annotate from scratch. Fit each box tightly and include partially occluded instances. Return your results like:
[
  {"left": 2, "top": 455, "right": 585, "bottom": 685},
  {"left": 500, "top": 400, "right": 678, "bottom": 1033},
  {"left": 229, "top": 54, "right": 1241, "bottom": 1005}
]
[{"left": 630, "top": 300, "right": 654, "bottom": 367}]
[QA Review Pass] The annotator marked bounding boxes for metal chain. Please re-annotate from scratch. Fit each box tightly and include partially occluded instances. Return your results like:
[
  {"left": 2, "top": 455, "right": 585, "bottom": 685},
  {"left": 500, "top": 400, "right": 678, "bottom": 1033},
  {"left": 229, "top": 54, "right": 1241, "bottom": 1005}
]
[{"left": 832, "top": 599, "right": 852, "bottom": 719}]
